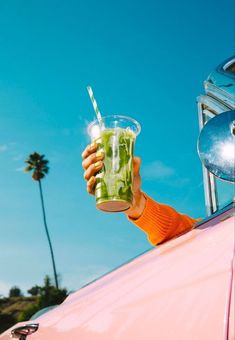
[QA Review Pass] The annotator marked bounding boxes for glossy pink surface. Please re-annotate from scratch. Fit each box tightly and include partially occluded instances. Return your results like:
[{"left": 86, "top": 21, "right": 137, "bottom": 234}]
[
  {"left": 1, "top": 214, "right": 234, "bottom": 340},
  {"left": 228, "top": 256, "right": 234, "bottom": 340}
]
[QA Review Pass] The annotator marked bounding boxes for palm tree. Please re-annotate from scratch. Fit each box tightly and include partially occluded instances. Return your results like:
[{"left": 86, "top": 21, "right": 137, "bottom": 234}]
[{"left": 24, "top": 152, "right": 59, "bottom": 289}]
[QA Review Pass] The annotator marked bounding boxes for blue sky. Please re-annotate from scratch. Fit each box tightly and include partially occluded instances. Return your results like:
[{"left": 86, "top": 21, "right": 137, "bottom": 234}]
[{"left": 0, "top": 0, "right": 234, "bottom": 296}]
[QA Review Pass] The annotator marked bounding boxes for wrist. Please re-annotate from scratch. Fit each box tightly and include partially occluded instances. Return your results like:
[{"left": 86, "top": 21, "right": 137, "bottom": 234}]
[{"left": 125, "top": 191, "right": 146, "bottom": 220}]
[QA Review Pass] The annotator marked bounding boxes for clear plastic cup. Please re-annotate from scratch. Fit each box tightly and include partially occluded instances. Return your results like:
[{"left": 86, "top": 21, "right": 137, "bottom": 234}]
[{"left": 87, "top": 115, "right": 141, "bottom": 212}]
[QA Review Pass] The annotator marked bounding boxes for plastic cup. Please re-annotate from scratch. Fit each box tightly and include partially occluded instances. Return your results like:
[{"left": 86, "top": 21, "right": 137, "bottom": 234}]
[{"left": 87, "top": 115, "right": 141, "bottom": 212}]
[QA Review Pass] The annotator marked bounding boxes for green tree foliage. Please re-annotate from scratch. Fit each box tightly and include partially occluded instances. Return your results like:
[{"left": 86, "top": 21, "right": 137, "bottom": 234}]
[
  {"left": 9, "top": 286, "right": 22, "bottom": 298},
  {"left": 0, "top": 312, "right": 16, "bottom": 333},
  {"left": 27, "top": 285, "right": 41, "bottom": 296},
  {"left": 17, "top": 304, "right": 40, "bottom": 322},
  {"left": 24, "top": 152, "right": 49, "bottom": 181},
  {"left": 18, "top": 275, "right": 68, "bottom": 322},
  {"left": 0, "top": 276, "right": 68, "bottom": 332},
  {"left": 37, "top": 276, "right": 67, "bottom": 310}
]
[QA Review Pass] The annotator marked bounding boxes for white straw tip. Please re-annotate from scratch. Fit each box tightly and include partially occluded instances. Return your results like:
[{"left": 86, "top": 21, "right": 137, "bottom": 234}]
[{"left": 87, "top": 86, "right": 92, "bottom": 93}]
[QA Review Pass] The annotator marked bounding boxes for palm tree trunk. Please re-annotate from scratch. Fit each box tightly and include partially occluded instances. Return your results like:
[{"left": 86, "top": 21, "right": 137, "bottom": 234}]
[{"left": 38, "top": 180, "right": 59, "bottom": 289}]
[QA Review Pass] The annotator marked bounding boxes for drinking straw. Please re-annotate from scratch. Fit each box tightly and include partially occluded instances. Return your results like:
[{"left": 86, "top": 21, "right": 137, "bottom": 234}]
[{"left": 87, "top": 86, "right": 104, "bottom": 128}]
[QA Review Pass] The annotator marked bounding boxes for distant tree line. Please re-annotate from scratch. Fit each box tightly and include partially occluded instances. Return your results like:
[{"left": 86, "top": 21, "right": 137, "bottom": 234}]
[{"left": 0, "top": 275, "right": 68, "bottom": 333}]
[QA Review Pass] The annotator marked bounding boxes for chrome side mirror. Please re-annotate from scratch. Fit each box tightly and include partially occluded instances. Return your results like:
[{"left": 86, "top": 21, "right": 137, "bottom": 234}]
[
  {"left": 11, "top": 323, "right": 39, "bottom": 339},
  {"left": 198, "top": 110, "right": 235, "bottom": 183}
]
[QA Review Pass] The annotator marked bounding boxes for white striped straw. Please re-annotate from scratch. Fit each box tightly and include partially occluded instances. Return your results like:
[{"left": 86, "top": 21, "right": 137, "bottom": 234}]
[{"left": 87, "top": 86, "right": 103, "bottom": 127}]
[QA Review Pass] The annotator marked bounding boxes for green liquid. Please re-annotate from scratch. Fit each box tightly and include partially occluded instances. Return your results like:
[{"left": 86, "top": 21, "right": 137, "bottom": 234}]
[{"left": 95, "top": 128, "right": 135, "bottom": 212}]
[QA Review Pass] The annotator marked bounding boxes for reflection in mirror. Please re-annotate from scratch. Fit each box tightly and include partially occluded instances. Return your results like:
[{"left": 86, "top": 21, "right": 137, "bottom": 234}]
[
  {"left": 198, "top": 110, "right": 235, "bottom": 183},
  {"left": 216, "top": 177, "right": 235, "bottom": 209}
]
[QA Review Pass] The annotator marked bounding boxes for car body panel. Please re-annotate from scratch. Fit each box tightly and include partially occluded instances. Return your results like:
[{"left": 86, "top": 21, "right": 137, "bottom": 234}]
[
  {"left": 228, "top": 270, "right": 234, "bottom": 340},
  {"left": 1, "top": 209, "right": 234, "bottom": 340}
]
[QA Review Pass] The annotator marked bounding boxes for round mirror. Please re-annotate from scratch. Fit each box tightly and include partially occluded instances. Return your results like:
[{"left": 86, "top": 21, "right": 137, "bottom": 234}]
[{"left": 198, "top": 110, "right": 235, "bottom": 183}]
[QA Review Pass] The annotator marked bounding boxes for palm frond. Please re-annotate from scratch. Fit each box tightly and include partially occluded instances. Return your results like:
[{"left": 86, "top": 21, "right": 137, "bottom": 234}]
[
  {"left": 24, "top": 165, "right": 34, "bottom": 172},
  {"left": 24, "top": 152, "right": 50, "bottom": 181}
]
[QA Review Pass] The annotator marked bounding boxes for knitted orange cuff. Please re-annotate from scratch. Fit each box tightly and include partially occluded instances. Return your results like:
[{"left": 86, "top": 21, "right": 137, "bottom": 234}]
[{"left": 128, "top": 193, "right": 198, "bottom": 246}]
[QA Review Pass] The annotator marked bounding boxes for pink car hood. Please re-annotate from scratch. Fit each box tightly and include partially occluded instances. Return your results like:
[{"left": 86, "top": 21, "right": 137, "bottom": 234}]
[{"left": 1, "top": 210, "right": 234, "bottom": 340}]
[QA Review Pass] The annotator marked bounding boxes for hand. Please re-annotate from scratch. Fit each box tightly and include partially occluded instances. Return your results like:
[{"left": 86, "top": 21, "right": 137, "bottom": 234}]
[
  {"left": 124, "top": 157, "right": 146, "bottom": 219},
  {"left": 81, "top": 142, "right": 104, "bottom": 195},
  {"left": 81, "top": 143, "right": 146, "bottom": 218}
]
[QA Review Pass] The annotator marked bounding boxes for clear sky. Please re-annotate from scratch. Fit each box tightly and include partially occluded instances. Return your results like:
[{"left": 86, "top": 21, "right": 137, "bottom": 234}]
[{"left": 0, "top": 0, "right": 234, "bottom": 296}]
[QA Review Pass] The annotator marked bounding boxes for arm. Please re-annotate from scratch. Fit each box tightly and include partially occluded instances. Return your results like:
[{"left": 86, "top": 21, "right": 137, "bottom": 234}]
[
  {"left": 126, "top": 192, "right": 199, "bottom": 246},
  {"left": 81, "top": 146, "right": 199, "bottom": 246}
]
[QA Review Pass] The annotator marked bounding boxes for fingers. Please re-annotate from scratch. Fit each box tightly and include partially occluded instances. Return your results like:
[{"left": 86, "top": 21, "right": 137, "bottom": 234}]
[
  {"left": 82, "top": 142, "right": 105, "bottom": 196},
  {"left": 81, "top": 142, "right": 98, "bottom": 160},
  {"left": 82, "top": 150, "right": 104, "bottom": 170},
  {"left": 87, "top": 176, "right": 96, "bottom": 195},
  {"left": 83, "top": 160, "right": 103, "bottom": 181},
  {"left": 82, "top": 144, "right": 104, "bottom": 182}
]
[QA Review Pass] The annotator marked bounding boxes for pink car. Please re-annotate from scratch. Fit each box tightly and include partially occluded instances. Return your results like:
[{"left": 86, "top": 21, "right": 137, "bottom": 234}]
[{"left": 1, "top": 57, "right": 234, "bottom": 340}]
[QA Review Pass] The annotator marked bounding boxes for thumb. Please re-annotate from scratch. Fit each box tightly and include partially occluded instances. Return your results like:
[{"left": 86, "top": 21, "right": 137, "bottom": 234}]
[{"left": 133, "top": 156, "right": 141, "bottom": 176}]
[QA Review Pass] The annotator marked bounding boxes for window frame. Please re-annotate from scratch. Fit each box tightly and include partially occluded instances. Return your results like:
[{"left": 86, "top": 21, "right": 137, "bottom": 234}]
[{"left": 197, "top": 95, "right": 234, "bottom": 216}]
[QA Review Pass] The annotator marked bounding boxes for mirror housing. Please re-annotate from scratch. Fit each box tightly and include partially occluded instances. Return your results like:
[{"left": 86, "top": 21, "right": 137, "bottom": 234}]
[{"left": 198, "top": 110, "right": 235, "bottom": 183}]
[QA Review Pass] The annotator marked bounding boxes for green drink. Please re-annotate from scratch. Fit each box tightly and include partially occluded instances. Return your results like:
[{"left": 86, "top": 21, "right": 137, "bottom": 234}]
[{"left": 88, "top": 115, "right": 141, "bottom": 212}]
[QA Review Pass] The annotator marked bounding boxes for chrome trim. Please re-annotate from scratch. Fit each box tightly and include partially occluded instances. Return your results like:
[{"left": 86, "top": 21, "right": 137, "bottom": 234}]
[
  {"left": 198, "top": 93, "right": 234, "bottom": 113},
  {"left": 11, "top": 323, "right": 39, "bottom": 339},
  {"left": 222, "top": 58, "right": 235, "bottom": 72},
  {"left": 205, "top": 57, "right": 235, "bottom": 106},
  {"left": 204, "top": 82, "right": 235, "bottom": 109},
  {"left": 197, "top": 102, "right": 218, "bottom": 215},
  {"left": 218, "top": 56, "right": 235, "bottom": 80},
  {"left": 195, "top": 200, "right": 234, "bottom": 229}
]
